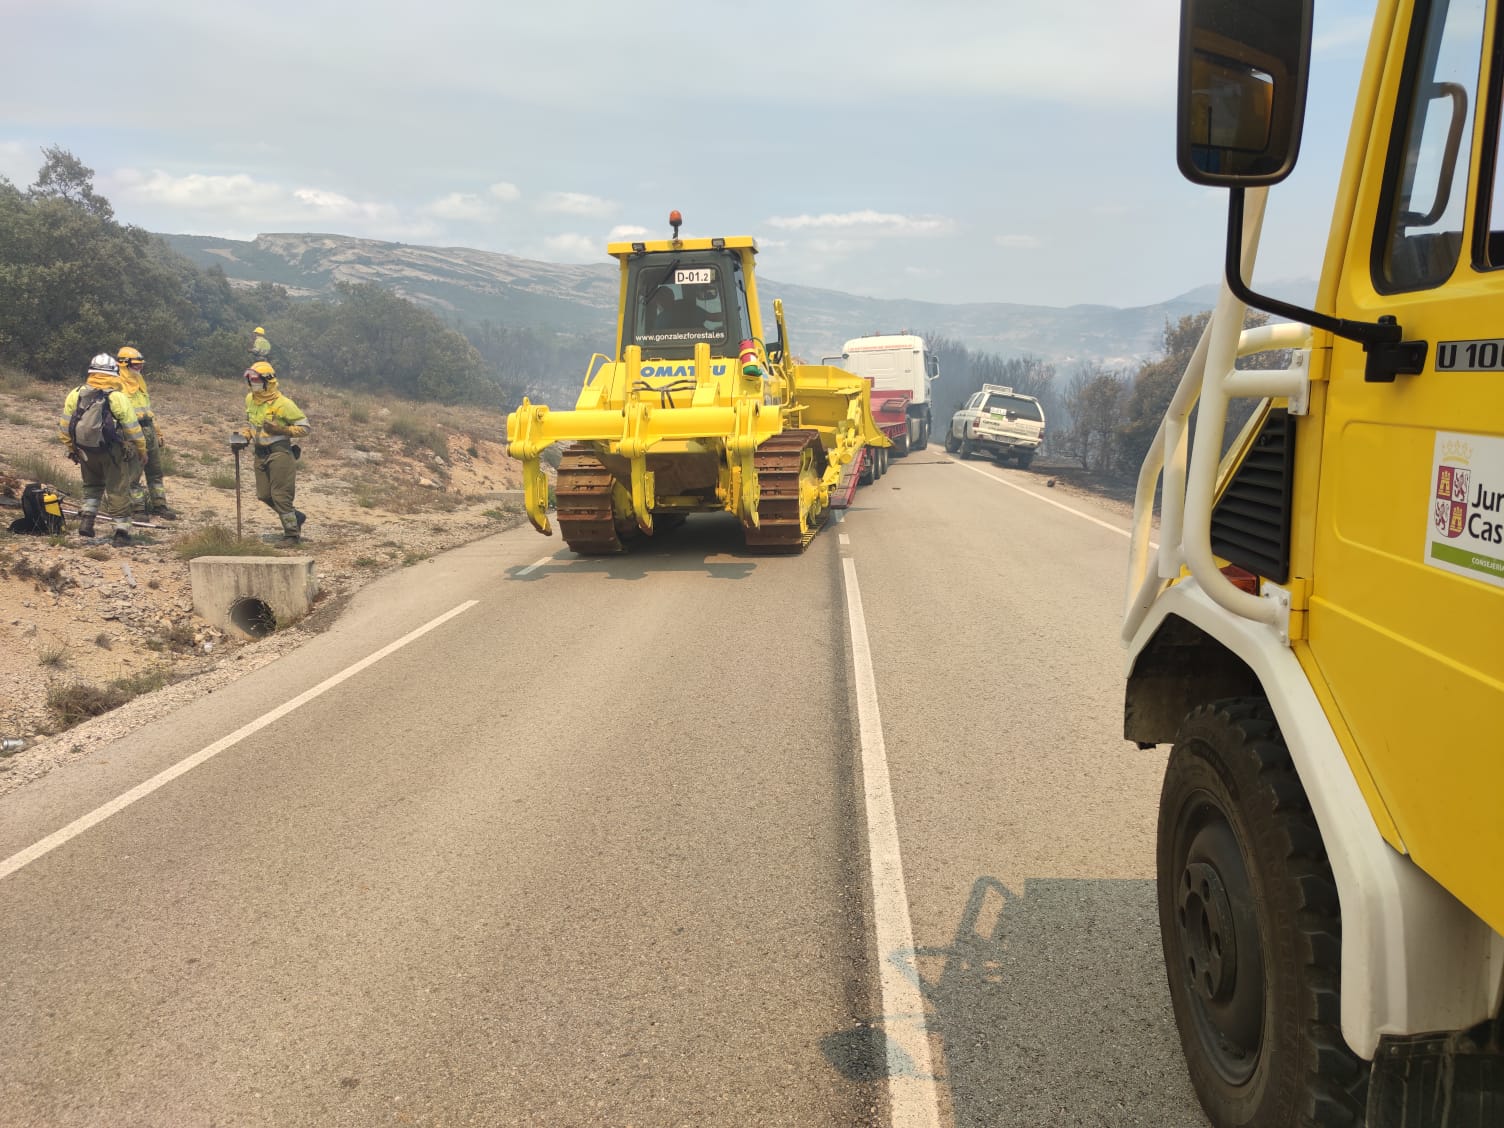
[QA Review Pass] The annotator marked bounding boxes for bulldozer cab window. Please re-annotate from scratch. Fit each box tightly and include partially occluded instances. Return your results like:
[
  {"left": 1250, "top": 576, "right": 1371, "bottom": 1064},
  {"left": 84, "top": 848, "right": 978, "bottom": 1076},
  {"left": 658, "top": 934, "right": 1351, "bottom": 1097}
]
[
  {"left": 628, "top": 254, "right": 747, "bottom": 357},
  {"left": 1373, "top": 0, "right": 1485, "bottom": 292}
]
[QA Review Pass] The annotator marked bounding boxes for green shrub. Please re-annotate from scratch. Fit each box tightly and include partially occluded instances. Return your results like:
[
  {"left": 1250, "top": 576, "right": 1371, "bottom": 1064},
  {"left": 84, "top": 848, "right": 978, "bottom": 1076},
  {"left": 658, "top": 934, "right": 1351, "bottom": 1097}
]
[{"left": 389, "top": 414, "right": 448, "bottom": 459}]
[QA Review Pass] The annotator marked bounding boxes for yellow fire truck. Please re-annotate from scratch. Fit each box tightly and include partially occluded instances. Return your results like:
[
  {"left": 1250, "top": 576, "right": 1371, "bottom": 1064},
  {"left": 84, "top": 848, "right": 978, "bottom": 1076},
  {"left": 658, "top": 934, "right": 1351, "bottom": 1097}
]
[{"left": 1123, "top": 2, "right": 1503, "bottom": 1125}]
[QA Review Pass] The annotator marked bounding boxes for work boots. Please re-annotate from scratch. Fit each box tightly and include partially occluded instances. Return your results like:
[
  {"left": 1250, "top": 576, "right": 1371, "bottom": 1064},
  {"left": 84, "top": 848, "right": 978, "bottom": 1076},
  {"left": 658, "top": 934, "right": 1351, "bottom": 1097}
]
[
  {"left": 151, "top": 504, "right": 179, "bottom": 521},
  {"left": 77, "top": 514, "right": 96, "bottom": 538},
  {"left": 112, "top": 528, "right": 133, "bottom": 547}
]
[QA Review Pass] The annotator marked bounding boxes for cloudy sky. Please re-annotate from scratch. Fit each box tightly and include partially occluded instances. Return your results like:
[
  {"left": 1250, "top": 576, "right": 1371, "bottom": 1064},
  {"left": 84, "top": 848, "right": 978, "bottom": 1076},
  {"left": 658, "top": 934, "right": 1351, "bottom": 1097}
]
[{"left": 2, "top": 0, "right": 1376, "bottom": 309}]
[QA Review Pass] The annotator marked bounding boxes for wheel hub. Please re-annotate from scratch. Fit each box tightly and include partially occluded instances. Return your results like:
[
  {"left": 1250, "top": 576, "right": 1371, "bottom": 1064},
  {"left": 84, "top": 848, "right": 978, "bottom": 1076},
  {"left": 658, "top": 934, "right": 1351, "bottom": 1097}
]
[
  {"left": 1174, "top": 816, "right": 1265, "bottom": 1085},
  {"left": 1179, "top": 860, "right": 1237, "bottom": 1003}
]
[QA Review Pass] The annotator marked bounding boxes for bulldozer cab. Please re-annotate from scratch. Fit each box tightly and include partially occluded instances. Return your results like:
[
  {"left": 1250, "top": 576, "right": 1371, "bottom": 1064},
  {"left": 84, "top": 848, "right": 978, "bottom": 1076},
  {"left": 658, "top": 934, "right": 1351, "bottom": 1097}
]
[{"left": 621, "top": 247, "right": 753, "bottom": 360}]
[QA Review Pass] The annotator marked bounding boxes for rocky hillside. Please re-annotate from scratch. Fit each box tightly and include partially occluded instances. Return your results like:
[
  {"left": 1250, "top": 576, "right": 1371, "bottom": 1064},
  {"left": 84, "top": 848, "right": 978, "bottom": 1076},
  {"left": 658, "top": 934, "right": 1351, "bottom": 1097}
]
[
  {"left": 0, "top": 365, "right": 531, "bottom": 795},
  {"left": 162, "top": 232, "right": 1221, "bottom": 368}
]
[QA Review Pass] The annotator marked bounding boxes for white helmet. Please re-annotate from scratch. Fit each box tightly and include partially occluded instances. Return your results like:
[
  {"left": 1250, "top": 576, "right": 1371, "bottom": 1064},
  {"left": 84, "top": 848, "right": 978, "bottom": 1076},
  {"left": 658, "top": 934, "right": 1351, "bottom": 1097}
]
[{"left": 88, "top": 353, "right": 119, "bottom": 375}]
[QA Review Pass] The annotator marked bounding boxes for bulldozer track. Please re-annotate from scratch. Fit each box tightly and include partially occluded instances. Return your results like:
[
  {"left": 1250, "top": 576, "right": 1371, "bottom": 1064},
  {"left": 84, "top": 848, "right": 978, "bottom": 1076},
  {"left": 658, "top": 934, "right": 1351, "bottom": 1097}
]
[
  {"left": 556, "top": 444, "right": 629, "bottom": 555},
  {"left": 743, "top": 429, "right": 826, "bottom": 553}
]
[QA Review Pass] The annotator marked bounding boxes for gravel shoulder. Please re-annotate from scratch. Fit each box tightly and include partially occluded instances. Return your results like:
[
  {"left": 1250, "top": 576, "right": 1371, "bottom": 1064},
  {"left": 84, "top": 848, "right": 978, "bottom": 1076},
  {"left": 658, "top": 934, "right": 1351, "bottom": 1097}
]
[{"left": 0, "top": 370, "right": 535, "bottom": 799}]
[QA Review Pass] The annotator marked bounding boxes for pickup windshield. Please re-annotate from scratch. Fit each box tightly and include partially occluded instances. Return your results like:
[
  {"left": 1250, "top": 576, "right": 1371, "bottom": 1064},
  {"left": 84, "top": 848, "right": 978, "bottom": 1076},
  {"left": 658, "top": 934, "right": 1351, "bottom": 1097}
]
[{"left": 979, "top": 392, "right": 1043, "bottom": 421}]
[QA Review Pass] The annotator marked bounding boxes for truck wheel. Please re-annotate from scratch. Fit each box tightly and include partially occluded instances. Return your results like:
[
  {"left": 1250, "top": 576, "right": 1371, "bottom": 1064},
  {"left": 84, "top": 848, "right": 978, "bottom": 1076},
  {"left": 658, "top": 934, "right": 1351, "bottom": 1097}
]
[
  {"left": 875, "top": 447, "right": 888, "bottom": 478},
  {"left": 958, "top": 438, "right": 972, "bottom": 459},
  {"left": 916, "top": 418, "right": 930, "bottom": 450},
  {"left": 944, "top": 429, "right": 959, "bottom": 454},
  {"left": 1159, "top": 699, "right": 1367, "bottom": 1128},
  {"left": 1016, "top": 451, "right": 1034, "bottom": 469},
  {"left": 893, "top": 431, "right": 910, "bottom": 457}
]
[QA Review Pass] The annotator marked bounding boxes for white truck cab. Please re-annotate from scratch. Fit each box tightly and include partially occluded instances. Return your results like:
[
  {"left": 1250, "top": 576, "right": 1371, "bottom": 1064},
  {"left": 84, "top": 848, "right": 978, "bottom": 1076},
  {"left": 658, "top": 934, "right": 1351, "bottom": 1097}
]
[{"left": 837, "top": 334, "right": 939, "bottom": 453}]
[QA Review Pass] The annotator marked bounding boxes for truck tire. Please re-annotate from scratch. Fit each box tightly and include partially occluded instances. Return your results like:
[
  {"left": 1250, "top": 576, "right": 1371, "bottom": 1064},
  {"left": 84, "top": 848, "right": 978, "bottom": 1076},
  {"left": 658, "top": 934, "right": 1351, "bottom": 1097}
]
[
  {"left": 958, "top": 437, "right": 973, "bottom": 459},
  {"left": 1016, "top": 451, "right": 1034, "bottom": 469},
  {"left": 916, "top": 418, "right": 930, "bottom": 451},
  {"left": 1158, "top": 699, "right": 1367, "bottom": 1128},
  {"left": 944, "top": 429, "right": 959, "bottom": 454},
  {"left": 893, "top": 431, "right": 910, "bottom": 457},
  {"left": 875, "top": 447, "right": 888, "bottom": 478}
]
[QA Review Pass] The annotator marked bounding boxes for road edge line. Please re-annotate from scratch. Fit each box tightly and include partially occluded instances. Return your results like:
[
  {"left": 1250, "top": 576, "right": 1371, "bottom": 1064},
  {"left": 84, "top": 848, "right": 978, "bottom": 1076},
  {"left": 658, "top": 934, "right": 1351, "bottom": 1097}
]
[
  {"left": 0, "top": 600, "right": 479, "bottom": 883},
  {"left": 841, "top": 557, "right": 942, "bottom": 1128}
]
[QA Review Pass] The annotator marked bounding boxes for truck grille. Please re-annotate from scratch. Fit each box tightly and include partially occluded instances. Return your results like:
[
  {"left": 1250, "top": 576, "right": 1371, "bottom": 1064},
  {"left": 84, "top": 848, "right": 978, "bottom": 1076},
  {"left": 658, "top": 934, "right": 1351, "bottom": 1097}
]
[{"left": 1210, "top": 408, "right": 1295, "bottom": 583}]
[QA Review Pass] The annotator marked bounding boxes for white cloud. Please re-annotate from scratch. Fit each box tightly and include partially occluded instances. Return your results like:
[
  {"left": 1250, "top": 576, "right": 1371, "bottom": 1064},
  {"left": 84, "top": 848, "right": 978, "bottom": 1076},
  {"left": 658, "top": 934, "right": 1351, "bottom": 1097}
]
[
  {"left": 764, "top": 210, "right": 953, "bottom": 236},
  {"left": 106, "top": 168, "right": 433, "bottom": 240},
  {"left": 541, "top": 233, "right": 601, "bottom": 261},
  {"left": 488, "top": 181, "right": 520, "bottom": 202},
  {"left": 424, "top": 192, "right": 496, "bottom": 222},
  {"left": 538, "top": 191, "right": 617, "bottom": 218},
  {"left": 995, "top": 234, "right": 1042, "bottom": 249},
  {"left": 608, "top": 224, "right": 649, "bottom": 240}
]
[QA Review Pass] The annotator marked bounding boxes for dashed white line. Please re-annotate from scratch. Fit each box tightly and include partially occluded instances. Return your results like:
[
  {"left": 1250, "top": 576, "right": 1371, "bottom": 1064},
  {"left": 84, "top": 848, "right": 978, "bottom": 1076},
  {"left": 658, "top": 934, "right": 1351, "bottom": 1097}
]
[
  {"left": 516, "top": 555, "right": 555, "bottom": 576},
  {"left": 0, "top": 601, "right": 479, "bottom": 883},
  {"left": 841, "top": 557, "right": 942, "bottom": 1128}
]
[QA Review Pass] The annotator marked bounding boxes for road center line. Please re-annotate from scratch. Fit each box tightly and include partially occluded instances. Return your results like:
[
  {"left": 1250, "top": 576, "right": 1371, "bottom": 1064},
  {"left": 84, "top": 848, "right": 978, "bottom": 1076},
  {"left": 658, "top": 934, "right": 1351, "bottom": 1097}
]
[
  {"left": 954, "top": 459, "right": 1133, "bottom": 538},
  {"left": 516, "top": 555, "right": 554, "bottom": 576},
  {"left": 841, "top": 558, "right": 942, "bottom": 1128},
  {"left": 0, "top": 600, "right": 479, "bottom": 883}
]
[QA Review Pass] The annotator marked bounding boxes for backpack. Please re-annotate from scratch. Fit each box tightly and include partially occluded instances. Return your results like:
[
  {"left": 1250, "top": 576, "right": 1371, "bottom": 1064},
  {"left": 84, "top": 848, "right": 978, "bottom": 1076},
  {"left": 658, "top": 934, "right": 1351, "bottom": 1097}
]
[
  {"left": 69, "top": 387, "right": 120, "bottom": 451},
  {"left": 8, "top": 482, "right": 65, "bottom": 535}
]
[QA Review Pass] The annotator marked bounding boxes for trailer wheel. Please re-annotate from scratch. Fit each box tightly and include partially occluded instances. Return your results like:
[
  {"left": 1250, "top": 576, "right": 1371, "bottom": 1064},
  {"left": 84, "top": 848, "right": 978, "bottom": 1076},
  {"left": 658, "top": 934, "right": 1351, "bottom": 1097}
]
[
  {"left": 1159, "top": 699, "right": 1367, "bottom": 1128},
  {"left": 858, "top": 449, "right": 875, "bottom": 486},
  {"left": 875, "top": 447, "right": 888, "bottom": 478}
]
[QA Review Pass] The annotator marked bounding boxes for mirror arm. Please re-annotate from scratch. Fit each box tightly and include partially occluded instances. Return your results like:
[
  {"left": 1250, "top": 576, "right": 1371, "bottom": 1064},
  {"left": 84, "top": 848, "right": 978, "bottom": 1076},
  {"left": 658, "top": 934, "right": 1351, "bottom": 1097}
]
[{"left": 1224, "top": 189, "right": 1428, "bottom": 382}]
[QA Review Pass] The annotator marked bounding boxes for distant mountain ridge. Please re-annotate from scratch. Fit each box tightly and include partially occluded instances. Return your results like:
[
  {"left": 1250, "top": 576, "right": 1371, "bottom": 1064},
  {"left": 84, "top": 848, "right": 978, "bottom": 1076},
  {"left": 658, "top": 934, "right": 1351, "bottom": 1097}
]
[{"left": 161, "top": 231, "right": 1296, "bottom": 368}]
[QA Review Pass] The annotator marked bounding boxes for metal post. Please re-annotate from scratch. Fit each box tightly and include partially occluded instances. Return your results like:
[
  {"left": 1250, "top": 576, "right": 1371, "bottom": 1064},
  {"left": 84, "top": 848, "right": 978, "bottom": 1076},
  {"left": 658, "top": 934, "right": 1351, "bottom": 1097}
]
[{"left": 233, "top": 445, "right": 243, "bottom": 540}]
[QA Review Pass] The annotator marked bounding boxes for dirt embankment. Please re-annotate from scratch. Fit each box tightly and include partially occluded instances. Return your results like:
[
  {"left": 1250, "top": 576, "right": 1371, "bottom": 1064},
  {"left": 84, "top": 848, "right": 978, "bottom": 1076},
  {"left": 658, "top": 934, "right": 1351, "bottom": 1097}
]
[{"left": 0, "top": 368, "right": 536, "bottom": 796}]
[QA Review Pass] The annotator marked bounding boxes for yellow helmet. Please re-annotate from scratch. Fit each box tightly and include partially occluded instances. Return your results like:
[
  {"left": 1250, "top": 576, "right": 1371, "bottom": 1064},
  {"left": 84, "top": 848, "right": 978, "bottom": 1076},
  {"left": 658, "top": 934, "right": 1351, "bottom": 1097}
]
[
  {"left": 253, "top": 326, "right": 266, "bottom": 335},
  {"left": 116, "top": 345, "right": 143, "bottom": 368},
  {"left": 251, "top": 361, "right": 275, "bottom": 376}
]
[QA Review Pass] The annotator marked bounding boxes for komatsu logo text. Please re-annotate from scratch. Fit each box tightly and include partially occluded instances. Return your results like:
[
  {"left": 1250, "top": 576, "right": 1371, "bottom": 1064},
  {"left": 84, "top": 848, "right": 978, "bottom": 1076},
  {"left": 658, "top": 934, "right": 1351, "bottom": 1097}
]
[{"left": 639, "top": 364, "right": 728, "bottom": 378}]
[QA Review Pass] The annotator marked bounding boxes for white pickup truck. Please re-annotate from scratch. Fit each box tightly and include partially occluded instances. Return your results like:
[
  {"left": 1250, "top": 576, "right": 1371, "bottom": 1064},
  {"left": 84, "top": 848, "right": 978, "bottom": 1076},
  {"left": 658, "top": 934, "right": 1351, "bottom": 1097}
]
[{"left": 944, "top": 384, "right": 1046, "bottom": 468}]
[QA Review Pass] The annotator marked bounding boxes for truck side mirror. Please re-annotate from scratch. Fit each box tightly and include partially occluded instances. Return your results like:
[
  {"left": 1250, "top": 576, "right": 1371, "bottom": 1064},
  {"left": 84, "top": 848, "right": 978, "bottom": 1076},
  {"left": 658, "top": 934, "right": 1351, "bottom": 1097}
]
[
  {"left": 1177, "top": 0, "right": 1312, "bottom": 186},
  {"left": 927, "top": 356, "right": 940, "bottom": 380}
]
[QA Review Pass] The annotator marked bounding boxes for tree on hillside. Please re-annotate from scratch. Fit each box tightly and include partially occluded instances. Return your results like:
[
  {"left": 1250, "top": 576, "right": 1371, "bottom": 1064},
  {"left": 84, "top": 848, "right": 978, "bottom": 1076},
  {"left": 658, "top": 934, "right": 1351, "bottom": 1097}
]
[
  {"left": 29, "top": 146, "right": 114, "bottom": 221},
  {"left": 1117, "top": 309, "right": 1293, "bottom": 477},
  {"left": 0, "top": 152, "right": 198, "bottom": 377},
  {"left": 276, "top": 283, "right": 491, "bottom": 403},
  {"left": 1062, "top": 364, "right": 1129, "bottom": 472}
]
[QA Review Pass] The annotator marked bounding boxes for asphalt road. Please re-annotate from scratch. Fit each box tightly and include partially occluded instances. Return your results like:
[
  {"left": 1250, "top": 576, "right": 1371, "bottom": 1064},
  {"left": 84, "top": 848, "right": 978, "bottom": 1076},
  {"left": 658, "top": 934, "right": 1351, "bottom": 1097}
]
[{"left": 0, "top": 446, "right": 1208, "bottom": 1127}]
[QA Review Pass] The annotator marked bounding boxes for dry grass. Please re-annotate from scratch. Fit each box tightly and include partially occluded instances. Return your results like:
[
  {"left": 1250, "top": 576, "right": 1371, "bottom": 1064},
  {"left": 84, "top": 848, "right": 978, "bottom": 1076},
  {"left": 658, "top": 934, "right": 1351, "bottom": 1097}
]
[{"left": 173, "top": 524, "right": 282, "bottom": 560}]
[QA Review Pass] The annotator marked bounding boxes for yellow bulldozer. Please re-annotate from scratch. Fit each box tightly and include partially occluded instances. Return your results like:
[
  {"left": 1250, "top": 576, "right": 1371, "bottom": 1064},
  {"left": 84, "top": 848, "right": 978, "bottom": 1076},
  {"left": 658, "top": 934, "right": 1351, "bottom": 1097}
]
[{"left": 505, "top": 212, "right": 888, "bottom": 553}]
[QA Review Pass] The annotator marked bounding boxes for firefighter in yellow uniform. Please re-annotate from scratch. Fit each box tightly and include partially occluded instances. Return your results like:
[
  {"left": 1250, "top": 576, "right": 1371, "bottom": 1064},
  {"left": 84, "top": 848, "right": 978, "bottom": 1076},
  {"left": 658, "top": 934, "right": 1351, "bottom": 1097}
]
[
  {"left": 116, "top": 345, "right": 177, "bottom": 520},
  {"left": 250, "top": 326, "right": 271, "bottom": 363},
  {"left": 241, "top": 361, "right": 311, "bottom": 544},
  {"left": 57, "top": 354, "right": 148, "bottom": 545}
]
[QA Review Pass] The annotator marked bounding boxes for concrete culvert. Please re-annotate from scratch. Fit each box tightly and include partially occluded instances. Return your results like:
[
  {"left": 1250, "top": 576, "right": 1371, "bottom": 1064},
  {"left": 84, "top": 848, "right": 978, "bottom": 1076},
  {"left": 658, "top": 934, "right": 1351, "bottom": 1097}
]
[{"left": 229, "top": 597, "right": 278, "bottom": 638}]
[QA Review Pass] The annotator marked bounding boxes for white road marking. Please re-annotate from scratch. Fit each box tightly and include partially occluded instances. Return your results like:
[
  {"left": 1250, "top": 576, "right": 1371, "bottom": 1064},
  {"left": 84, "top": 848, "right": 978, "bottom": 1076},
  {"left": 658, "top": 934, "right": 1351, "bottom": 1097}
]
[
  {"left": 516, "top": 555, "right": 554, "bottom": 576},
  {"left": 0, "top": 601, "right": 479, "bottom": 883},
  {"left": 841, "top": 558, "right": 942, "bottom": 1128},
  {"left": 954, "top": 459, "right": 1132, "bottom": 538},
  {"left": 839, "top": 534, "right": 851, "bottom": 546}
]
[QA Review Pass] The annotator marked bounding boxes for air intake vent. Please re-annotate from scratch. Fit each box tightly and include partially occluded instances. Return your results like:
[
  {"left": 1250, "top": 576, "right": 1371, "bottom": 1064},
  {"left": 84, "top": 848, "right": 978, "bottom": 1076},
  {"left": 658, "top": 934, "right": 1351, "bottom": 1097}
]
[{"left": 1211, "top": 409, "right": 1295, "bottom": 583}]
